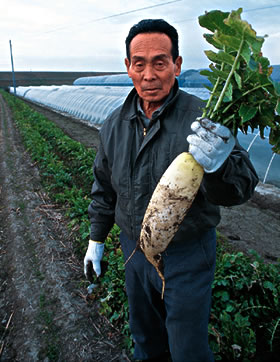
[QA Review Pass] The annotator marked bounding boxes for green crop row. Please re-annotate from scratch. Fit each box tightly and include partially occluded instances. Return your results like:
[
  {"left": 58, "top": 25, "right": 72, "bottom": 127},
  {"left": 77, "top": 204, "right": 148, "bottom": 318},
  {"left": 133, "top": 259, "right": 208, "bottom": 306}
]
[
  {"left": 4, "top": 93, "right": 94, "bottom": 243},
  {"left": 1, "top": 90, "right": 131, "bottom": 350},
  {"left": 2, "top": 90, "right": 280, "bottom": 361}
]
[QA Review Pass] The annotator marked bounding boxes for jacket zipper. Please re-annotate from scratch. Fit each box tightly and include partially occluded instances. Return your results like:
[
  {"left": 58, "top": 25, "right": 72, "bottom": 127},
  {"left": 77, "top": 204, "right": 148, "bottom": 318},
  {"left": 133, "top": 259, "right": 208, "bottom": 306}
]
[{"left": 137, "top": 115, "right": 147, "bottom": 137}]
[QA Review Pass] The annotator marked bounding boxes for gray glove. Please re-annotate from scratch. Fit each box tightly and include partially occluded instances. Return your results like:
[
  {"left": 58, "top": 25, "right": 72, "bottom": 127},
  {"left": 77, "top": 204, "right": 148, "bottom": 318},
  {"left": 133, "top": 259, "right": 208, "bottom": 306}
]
[
  {"left": 84, "top": 240, "right": 104, "bottom": 278},
  {"left": 187, "top": 118, "right": 235, "bottom": 173}
]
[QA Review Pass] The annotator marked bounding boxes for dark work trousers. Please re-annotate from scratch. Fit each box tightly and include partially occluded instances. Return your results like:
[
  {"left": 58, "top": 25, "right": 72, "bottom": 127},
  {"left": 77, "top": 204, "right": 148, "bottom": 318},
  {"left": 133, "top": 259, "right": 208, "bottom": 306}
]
[{"left": 120, "top": 228, "right": 216, "bottom": 362}]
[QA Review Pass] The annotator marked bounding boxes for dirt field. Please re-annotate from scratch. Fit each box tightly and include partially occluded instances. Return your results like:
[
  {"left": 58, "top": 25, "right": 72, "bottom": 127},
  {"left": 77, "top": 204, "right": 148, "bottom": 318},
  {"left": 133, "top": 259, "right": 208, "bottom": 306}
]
[
  {"left": 0, "top": 93, "right": 279, "bottom": 361},
  {"left": 0, "top": 94, "right": 129, "bottom": 361}
]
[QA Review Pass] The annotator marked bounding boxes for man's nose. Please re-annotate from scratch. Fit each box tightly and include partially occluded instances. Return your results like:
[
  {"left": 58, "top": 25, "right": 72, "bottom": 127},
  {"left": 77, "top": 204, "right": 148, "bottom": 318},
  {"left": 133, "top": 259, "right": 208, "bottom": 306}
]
[{"left": 143, "top": 64, "right": 156, "bottom": 80}]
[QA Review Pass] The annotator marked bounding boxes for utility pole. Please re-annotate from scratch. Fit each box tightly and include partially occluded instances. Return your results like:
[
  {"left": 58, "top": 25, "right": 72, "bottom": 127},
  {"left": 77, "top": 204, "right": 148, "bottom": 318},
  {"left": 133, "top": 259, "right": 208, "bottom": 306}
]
[{"left": 9, "top": 40, "right": 16, "bottom": 95}]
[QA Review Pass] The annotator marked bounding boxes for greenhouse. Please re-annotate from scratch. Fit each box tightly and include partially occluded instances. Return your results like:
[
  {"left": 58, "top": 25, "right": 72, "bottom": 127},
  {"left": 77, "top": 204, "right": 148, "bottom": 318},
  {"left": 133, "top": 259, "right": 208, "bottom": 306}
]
[
  {"left": 10, "top": 73, "right": 280, "bottom": 188},
  {"left": 13, "top": 85, "right": 132, "bottom": 128},
  {"left": 73, "top": 70, "right": 213, "bottom": 88}
]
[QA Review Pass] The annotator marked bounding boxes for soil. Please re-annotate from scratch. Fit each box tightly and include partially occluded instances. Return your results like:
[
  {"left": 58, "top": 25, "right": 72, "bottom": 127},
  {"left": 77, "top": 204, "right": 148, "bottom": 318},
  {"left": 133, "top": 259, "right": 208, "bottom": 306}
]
[
  {"left": 0, "top": 93, "right": 279, "bottom": 361},
  {"left": 0, "top": 95, "right": 129, "bottom": 362}
]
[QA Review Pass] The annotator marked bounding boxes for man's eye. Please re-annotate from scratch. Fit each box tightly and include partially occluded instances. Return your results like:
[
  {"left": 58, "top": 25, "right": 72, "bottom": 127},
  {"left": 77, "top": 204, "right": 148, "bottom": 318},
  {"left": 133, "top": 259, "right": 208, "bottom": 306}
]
[
  {"left": 134, "top": 63, "right": 144, "bottom": 72},
  {"left": 155, "top": 62, "right": 165, "bottom": 69}
]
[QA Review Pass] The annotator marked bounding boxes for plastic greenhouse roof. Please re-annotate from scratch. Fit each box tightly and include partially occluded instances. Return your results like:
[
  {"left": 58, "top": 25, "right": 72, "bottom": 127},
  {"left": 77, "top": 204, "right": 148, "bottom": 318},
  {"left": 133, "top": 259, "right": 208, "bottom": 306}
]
[
  {"left": 73, "top": 66, "right": 280, "bottom": 88},
  {"left": 74, "top": 74, "right": 133, "bottom": 86},
  {"left": 73, "top": 71, "right": 211, "bottom": 88}
]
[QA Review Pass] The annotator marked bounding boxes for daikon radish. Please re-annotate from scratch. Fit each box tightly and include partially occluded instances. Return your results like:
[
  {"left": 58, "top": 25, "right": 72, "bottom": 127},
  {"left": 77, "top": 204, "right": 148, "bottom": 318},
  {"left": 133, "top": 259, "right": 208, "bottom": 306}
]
[{"left": 126, "top": 152, "right": 204, "bottom": 298}]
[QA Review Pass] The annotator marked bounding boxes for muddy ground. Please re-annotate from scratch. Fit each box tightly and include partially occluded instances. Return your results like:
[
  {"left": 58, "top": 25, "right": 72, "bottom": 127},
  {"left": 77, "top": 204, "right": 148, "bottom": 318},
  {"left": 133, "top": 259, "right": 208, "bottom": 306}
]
[{"left": 0, "top": 94, "right": 279, "bottom": 361}]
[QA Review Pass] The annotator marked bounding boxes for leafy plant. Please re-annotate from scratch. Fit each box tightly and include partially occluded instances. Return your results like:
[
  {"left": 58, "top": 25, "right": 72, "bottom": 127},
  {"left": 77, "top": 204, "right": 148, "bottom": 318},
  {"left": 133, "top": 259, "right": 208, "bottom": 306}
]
[
  {"left": 209, "top": 241, "right": 280, "bottom": 361},
  {"left": 199, "top": 8, "right": 280, "bottom": 153}
]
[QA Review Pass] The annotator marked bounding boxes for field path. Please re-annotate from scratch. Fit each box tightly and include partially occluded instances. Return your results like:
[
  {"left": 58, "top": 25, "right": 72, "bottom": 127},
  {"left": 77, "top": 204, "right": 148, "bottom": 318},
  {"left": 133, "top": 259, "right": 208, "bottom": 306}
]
[{"left": 0, "top": 94, "right": 129, "bottom": 361}]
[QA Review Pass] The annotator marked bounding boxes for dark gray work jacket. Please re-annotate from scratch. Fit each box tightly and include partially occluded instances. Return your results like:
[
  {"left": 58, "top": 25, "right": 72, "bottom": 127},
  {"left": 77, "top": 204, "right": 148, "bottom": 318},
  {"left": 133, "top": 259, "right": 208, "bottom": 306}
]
[{"left": 88, "top": 81, "right": 259, "bottom": 242}]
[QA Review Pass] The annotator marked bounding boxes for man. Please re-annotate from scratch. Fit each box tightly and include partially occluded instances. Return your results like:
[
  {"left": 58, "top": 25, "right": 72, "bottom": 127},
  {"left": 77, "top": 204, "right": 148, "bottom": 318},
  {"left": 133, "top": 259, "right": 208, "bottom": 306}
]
[{"left": 84, "top": 19, "right": 258, "bottom": 362}]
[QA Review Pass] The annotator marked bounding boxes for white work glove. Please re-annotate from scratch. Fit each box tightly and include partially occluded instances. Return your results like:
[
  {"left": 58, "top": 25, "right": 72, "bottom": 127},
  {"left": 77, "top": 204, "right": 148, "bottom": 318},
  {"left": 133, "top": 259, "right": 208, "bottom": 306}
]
[
  {"left": 84, "top": 240, "right": 104, "bottom": 279},
  {"left": 187, "top": 118, "right": 235, "bottom": 173}
]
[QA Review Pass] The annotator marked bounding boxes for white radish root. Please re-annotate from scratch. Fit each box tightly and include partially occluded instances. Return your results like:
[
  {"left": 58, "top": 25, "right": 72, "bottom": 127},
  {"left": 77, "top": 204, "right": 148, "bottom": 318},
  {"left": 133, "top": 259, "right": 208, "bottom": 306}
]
[{"left": 126, "top": 152, "right": 204, "bottom": 298}]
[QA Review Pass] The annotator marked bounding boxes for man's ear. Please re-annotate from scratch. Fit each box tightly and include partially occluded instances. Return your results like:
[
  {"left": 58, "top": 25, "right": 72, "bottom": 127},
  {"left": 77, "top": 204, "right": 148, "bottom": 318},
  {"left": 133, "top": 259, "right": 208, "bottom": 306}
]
[
  {"left": 174, "top": 56, "right": 183, "bottom": 77},
  {"left": 125, "top": 58, "right": 130, "bottom": 74}
]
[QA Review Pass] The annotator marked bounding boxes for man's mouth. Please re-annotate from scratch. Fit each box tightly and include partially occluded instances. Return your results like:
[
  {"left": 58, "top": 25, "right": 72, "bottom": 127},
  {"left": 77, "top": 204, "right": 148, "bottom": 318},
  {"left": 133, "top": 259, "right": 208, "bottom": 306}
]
[{"left": 142, "top": 87, "right": 161, "bottom": 92}]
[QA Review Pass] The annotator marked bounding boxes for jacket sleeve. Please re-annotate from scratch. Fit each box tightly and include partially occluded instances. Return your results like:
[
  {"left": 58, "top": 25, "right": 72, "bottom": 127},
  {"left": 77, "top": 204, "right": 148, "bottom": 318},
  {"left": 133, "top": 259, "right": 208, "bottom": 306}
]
[
  {"left": 88, "top": 140, "right": 117, "bottom": 242},
  {"left": 201, "top": 139, "right": 259, "bottom": 206}
]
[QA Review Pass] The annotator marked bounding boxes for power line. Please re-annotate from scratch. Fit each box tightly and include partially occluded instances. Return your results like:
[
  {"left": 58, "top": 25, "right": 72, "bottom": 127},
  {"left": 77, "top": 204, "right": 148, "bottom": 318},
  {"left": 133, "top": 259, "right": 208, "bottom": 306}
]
[
  {"left": 44, "top": 0, "right": 183, "bottom": 34},
  {"left": 243, "top": 5, "right": 280, "bottom": 13},
  {"left": 84, "top": 0, "right": 183, "bottom": 24},
  {"left": 175, "top": 4, "right": 280, "bottom": 24}
]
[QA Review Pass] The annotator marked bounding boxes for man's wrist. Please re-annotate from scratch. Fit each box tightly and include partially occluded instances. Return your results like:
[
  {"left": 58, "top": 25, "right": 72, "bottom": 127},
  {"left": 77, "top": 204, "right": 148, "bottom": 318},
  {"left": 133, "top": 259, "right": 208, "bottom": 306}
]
[{"left": 89, "top": 239, "right": 104, "bottom": 244}]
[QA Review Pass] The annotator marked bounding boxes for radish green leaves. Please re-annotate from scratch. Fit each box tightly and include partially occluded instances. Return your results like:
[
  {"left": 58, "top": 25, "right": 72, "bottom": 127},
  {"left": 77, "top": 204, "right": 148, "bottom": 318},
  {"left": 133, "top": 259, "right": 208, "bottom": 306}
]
[{"left": 199, "top": 8, "right": 280, "bottom": 153}]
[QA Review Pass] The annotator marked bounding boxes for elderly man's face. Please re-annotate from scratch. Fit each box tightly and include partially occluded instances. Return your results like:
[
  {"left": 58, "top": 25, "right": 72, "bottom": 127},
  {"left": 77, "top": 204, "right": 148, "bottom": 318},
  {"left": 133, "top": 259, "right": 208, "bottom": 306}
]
[{"left": 125, "top": 32, "right": 182, "bottom": 111}]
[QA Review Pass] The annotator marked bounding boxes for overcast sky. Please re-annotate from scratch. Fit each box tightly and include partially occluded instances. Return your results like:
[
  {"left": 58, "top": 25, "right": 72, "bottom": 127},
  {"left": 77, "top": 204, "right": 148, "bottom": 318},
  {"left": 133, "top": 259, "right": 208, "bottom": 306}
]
[{"left": 1, "top": 0, "right": 279, "bottom": 72}]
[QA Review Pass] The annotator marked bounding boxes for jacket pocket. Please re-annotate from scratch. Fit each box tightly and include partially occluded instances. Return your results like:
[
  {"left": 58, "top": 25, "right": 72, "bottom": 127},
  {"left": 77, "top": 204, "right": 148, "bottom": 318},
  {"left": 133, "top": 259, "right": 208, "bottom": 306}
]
[
  {"left": 150, "top": 133, "right": 177, "bottom": 188},
  {"left": 111, "top": 157, "right": 131, "bottom": 198}
]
